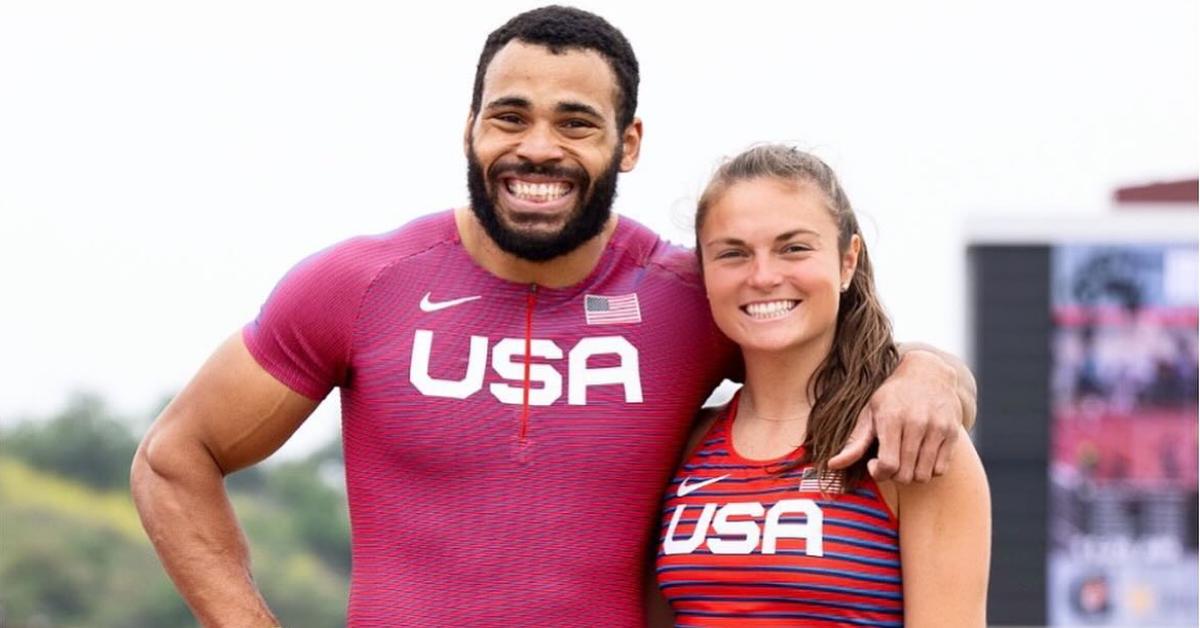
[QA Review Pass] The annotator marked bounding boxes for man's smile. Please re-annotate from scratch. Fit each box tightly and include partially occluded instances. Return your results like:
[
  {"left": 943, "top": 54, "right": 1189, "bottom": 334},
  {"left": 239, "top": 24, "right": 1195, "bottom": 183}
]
[{"left": 497, "top": 174, "right": 579, "bottom": 217}]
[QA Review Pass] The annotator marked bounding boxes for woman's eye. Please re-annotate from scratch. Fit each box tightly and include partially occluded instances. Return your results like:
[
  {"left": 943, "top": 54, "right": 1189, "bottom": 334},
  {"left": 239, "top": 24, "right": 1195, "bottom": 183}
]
[{"left": 782, "top": 244, "right": 811, "bottom": 254}]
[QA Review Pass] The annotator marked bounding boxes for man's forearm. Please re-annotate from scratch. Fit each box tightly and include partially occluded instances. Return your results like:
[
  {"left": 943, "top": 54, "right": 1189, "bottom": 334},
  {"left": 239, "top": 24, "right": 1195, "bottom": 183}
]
[
  {"left": 897, "top": 342, "right": 978, "bottom": 430},
  {"left": 131, "top": 434, "right": 278, "bottom": 627}
]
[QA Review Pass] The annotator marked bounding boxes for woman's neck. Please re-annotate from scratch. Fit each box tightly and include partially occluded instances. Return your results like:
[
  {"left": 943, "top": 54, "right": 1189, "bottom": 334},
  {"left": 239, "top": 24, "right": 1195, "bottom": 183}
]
[
  {"left": 738, "top": 337, "right": 833, "bottom": 423},
  {"left": 729, "top": 340, "right": 833, "bottom": 461}
]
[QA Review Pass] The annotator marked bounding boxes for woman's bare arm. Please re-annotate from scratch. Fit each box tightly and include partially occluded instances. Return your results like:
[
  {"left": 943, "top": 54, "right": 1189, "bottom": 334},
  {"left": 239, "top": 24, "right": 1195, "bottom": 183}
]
[{"left": 896, "top": 424, "right": 991, "bottom": 627}]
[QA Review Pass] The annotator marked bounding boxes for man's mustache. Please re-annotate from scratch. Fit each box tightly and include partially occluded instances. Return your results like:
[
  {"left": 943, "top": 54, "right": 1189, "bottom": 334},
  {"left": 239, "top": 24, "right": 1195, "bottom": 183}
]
[{"left": 488, "top": 159, "right": 588, "bottom": 183}]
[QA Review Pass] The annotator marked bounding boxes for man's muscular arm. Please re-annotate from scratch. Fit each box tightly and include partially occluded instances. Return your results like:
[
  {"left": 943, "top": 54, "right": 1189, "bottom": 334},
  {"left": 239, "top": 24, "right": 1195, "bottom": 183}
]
[
  {"left": 828, "top": 343, "right": 977, "bottom": 483},
  {"left": 131, "top": 333, "right": 319, "bottom": 627}
]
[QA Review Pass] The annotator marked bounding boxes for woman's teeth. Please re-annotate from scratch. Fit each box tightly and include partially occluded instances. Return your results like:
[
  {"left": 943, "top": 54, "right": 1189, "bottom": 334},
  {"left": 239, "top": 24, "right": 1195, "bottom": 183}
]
[{"left": 743, "top": 300, "right": 798, "bottom": 319}]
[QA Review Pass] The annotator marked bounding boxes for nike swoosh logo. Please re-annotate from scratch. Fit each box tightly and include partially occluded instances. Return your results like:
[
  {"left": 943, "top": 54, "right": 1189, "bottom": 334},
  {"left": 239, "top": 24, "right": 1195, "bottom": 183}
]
[
  {"left": 419, "top": 292, "right": 482, "bottom": 313},
  {"left": 677, "top": 474, "right": 730, "bottom": 497}
]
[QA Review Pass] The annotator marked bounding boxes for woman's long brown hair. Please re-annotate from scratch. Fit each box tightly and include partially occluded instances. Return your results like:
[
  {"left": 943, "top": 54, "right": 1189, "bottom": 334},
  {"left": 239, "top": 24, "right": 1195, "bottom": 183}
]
[{"left": 696, "top": 144, "right": 900, "bottom": 489}]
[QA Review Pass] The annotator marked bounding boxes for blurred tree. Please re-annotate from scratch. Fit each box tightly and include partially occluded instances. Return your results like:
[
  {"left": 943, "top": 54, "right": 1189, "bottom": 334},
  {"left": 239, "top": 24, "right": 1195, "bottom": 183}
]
[
  {"left": 265, "top": 460, "right": 352, "bottom": 575},
  {"left": 0, "top": 500, "right": 194, "bottom": 628},
  {"left": 1, "top": 393, "right": 138, "bottom": 490},
  {"left": 0, "top": 394, "right": 353, "bottom": 627}
]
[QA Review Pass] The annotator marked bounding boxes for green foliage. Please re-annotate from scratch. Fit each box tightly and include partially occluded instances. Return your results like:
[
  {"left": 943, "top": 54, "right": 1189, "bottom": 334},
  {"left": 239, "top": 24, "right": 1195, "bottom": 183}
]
[
  {"left": 0, "top": 394, "right": 352, "bottom": 628},
  {"left": 264, "top": 460, "right": 352, "bottom": 574},
  {"left": 0, "top": 500, "right": 193, "bottom": 628},
  {"left": 1, "top": 392, "right": 139, "bottom": 491}
]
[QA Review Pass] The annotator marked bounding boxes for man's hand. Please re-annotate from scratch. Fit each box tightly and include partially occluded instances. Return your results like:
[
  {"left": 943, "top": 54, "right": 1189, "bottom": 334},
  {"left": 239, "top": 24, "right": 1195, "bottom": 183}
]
[{"left": 828, "top": 348, "right": 972, "bottom": 483}]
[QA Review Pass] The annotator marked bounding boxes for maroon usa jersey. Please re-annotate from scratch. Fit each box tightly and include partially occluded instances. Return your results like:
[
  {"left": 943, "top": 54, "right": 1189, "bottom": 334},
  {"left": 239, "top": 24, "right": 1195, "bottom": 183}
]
[{"left": 244, "top": 210, "right": 734, "bottom": 626}]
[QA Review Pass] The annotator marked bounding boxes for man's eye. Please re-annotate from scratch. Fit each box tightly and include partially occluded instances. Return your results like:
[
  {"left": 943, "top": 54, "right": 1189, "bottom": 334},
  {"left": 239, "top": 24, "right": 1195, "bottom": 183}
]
[
  {"left": 562, "top": 119, "right": 595, "bottom": 130},
  {"left": 495, "top": 114, "right": 523, "bottom": 125}
]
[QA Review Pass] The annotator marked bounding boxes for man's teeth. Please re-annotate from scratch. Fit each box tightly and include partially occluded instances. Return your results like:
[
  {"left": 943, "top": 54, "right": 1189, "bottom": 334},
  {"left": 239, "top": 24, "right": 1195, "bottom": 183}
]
[
  {"left": 507, "top": 181, "right": 570, "bottom": 202},
  {"left": 744, "top": 300, "right": 798, "bottom": 319}
]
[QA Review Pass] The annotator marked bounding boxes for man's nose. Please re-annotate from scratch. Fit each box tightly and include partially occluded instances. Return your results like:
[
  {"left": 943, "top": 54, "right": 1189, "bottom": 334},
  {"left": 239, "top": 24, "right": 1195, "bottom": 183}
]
[{"left": 515, "top": 122, "right": 566, "bottom": 164}]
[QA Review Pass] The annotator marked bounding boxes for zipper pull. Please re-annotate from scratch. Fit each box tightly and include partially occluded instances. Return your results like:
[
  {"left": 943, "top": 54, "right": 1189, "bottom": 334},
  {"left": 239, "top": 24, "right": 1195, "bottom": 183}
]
[{"left": 517, "top": 282, "right": 538, "bottom": 456}]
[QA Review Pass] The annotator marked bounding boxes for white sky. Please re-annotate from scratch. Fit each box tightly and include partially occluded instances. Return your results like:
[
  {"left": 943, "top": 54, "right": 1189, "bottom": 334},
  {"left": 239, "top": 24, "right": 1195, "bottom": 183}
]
[{"left": 1, "top": 1, "right": 1196, "bottom": 456}]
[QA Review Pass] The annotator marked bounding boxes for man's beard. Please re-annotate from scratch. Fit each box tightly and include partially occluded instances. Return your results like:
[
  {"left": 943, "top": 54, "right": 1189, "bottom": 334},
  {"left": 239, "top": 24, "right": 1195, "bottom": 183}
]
[{"left": 466, "top": 144, "right": 621, "bottom": 262}]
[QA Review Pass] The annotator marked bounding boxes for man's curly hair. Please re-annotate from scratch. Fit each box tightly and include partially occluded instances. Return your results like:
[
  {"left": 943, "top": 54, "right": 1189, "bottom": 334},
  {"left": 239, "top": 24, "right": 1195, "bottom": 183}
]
[{"left": 470, "top": 5, "right": 640, "bottom": 130}]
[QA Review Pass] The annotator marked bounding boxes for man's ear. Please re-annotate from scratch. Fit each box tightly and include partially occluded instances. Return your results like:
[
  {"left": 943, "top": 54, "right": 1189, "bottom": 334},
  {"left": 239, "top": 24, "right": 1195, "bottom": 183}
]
[
  {"left": 463, "top": 111, "right": 476, "bottom": 157},
  {"left": 619, "top": 117, "right": 643, "bottom": 172}
]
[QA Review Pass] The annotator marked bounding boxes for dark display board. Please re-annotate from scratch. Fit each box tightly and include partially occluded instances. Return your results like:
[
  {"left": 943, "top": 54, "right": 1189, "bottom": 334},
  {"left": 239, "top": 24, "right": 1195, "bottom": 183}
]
[{"left": 971, "top": 245, "right": 1052, "bottom": 625}]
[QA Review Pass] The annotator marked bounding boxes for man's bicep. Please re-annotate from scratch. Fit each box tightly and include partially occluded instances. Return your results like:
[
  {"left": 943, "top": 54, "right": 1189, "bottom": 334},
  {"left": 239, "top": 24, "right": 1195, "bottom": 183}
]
[{"left": 153, "top": 332, "right": 321, "bottom": 475}]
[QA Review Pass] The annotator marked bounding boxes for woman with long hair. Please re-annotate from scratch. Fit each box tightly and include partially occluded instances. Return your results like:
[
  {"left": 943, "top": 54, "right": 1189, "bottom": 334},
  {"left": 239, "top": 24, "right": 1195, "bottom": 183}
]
[{"left": 655, "top": 145, "right": 990, "bottom": 626}]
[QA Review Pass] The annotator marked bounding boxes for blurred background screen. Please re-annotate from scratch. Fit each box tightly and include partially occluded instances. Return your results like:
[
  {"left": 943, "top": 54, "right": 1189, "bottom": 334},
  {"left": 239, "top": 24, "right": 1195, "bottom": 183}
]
[{"left": 972, "top": 182, "right": 1198, "bottom": 626}]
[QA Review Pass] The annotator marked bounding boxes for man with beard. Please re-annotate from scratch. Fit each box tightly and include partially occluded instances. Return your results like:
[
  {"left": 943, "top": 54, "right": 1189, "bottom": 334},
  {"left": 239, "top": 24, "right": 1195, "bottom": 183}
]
[{"left": 131, "top": 6, "right": 977, "bottom": 627}]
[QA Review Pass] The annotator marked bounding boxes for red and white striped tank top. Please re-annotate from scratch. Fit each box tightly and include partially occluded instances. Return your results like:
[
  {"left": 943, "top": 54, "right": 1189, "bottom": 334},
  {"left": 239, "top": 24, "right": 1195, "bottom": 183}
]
[{"left": 656, "top": 394, "right": 903, "bottom": 627}]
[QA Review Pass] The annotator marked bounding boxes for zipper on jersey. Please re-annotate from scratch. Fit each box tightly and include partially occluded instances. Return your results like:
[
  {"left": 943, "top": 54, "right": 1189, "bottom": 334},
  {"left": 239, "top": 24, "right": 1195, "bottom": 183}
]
[{"left": 519, "top": 283, "right": 537, "bottom": 446}]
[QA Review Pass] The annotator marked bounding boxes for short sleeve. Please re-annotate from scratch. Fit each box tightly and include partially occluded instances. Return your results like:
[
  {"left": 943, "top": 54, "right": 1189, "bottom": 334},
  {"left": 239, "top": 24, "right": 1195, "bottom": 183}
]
[
  {"left": 645, "top": 238, "right": 742, "bottom": 383},
  {"left": 243, "top": 240, "right": 379, "bottom": 400}
]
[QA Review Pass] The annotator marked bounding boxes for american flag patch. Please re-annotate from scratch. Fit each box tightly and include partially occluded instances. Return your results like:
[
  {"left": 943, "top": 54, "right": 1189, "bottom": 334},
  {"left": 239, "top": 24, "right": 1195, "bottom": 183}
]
[
  {"left": 798, "top": 467, "right": 844, "bottom": 493},
  {"left": 584, "top": 293, "right": 642, "bottom": 325}
]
